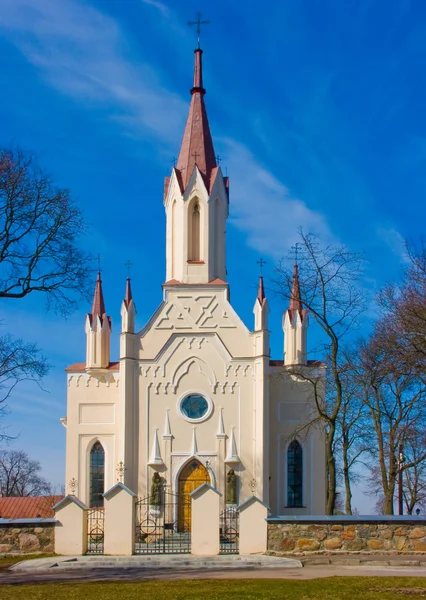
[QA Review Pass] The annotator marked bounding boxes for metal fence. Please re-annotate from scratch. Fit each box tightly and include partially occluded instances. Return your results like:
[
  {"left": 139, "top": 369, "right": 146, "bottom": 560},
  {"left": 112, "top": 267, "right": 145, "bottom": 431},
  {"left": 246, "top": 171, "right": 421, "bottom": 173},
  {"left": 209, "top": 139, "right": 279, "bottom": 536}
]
[
  {"left": 219, "top": 506, "right": 239, "bottom": 554},
  {"left": 134, "top": 491, "right": 191, "bottom": 554},
  {"left": 86, "top": 508, "right": 104, "bottom": 554}
]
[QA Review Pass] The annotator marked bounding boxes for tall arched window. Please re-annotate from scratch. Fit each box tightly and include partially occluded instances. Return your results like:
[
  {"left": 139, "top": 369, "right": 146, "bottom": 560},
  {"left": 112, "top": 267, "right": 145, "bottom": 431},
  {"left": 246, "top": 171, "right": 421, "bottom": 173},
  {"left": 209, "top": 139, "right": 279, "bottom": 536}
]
[
  {"left": 90, "top": 441, "right": 105, "bottom": 508},
  {"left": 189, "top": 202, "right": 201, "bottom": 261},
  {"left": 287, "top": 440, "right": 303, "bottom": 507}
]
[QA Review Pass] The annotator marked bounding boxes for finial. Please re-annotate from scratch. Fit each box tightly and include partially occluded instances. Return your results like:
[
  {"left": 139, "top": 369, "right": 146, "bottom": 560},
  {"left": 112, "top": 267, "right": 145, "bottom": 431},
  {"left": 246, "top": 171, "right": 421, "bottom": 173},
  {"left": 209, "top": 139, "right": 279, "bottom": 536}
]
[
  {"left": 188, "top": 12, "right": 210, "bottom": 49},
  {"left": 93, "top": 253, "right": 103, "bottom": 273},
  {"left": 291, "top": 243, "right": 301, "bottom": 265},
  {"left": 257, "top": 257, "right": 266, "bottom": 275},
  {"left": 124, "top": 260, "right": 133, "bottom": 276}
]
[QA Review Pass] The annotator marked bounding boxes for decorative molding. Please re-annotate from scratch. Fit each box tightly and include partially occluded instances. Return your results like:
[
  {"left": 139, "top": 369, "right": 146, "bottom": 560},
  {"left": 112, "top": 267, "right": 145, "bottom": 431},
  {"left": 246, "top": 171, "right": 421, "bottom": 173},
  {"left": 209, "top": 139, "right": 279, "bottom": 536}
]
[
  {"left": 225, "top": 427, "right": 240, "bottom": 464},
  {"left": 148, "top": 429, "right": 163, "bottom": 466},
  {"left": 191, "top": 427, "right": 198, "bottom": 455},
  {"left": 163, "top": 409, "right": 172, "bottom": 439},
  {"left": 216, "top": 406, "right": 226, "bottom": 439}
]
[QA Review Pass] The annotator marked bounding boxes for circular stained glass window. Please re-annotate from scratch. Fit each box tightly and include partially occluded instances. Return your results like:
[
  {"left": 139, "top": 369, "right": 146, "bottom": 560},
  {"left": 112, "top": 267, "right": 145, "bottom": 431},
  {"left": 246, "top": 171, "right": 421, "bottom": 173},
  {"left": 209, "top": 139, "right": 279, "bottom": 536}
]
[{"left": 180, "top": 394, "right": 210, "bottom": 421}]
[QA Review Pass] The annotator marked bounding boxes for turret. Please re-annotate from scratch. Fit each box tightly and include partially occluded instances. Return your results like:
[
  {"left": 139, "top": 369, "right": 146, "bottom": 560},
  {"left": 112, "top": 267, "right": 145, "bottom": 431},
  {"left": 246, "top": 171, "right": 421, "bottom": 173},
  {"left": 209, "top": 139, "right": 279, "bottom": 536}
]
[
  {"left": 283, "top": 263, "right": 308, "bottom": 365},
  {"left": 121, "top": 277, "right": 136, "bottom": 334},
  {"left": 253, "top": 275, "right": 269, "bottom": 331},
  {"left": 85, "top": 272, "right": 111, "bottom": 370},
  {"left": 163, "top": 46, "right": 229, "bottom": 284}
]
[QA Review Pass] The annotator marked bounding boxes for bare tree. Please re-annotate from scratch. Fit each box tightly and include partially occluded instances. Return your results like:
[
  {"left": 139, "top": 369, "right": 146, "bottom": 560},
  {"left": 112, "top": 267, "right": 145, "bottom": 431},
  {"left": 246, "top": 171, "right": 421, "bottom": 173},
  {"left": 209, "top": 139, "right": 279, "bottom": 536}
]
[
  {"left": 0, "top": 148, "right": 92, "bottom": 428},
  {"left": 378, "top": 241, "right": 426, "bottom": 370},
  {"left": 0, "top": 333, "right": 49, "bottom": 441},
  {"left": 402, "top": 432, "right": 426, "bottom": 514},
  {"left": 0, "top": 449, "right": 51, "bottom": 496},
  {"left": 275, "top": 231, "right": 366, "bottom": 514},
  {"left": 350, "top": 336, "right": 426, "bottom": 515},
  {"left": 335, "top": 366, "right": 369, "bottom": 515},
  {"left": 0, "top": 148, "right": 92, "bottom": 313}
]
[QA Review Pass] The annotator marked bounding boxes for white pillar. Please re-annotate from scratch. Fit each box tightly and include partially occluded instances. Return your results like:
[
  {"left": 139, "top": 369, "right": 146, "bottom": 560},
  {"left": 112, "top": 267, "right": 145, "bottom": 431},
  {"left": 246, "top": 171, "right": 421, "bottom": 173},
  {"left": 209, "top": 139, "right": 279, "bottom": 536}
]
[
  {"left": 190, "top": 483, "right": 221, "bottom": 556},
  {"left": 53, "top": 495, "right": 88, "bottom": 556},
  {"left": 103, "top": 483, "right": 136, "bottom": 556},
  {"left": 238, "top": 496, "right": 269, "bottom": 554}
]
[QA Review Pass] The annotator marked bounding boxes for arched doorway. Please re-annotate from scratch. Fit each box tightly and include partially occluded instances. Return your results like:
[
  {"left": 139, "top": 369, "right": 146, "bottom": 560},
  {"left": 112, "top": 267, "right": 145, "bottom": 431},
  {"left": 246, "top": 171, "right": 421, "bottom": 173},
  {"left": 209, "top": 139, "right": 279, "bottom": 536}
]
[{"left": 178, "top": 459, "right": 210, "bottom": 531}]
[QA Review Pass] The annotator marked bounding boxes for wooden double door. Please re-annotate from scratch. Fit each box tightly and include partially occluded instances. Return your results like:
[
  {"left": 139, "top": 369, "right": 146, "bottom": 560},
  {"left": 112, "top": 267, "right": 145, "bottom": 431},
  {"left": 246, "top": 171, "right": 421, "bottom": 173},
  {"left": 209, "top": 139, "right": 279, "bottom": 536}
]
[{"left": 178, "top": 460, "right": 210, "bottom": 532}]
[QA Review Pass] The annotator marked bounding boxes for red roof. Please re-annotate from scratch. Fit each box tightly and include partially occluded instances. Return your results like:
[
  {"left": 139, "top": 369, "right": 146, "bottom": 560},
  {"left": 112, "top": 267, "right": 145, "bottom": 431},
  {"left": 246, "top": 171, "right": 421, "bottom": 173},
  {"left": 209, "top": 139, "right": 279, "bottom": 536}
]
[
  {"left": 91, "top": 271, "right": 106, "bottom": 317},
  {"left": 65, "top": 361, "right": 120, "bottom": 372},
  {"left": 175, "top": 48, "right": 217, "bottom": 192},
  {"left": 0, "top": 495, "right": 63, "bottom": 519}
]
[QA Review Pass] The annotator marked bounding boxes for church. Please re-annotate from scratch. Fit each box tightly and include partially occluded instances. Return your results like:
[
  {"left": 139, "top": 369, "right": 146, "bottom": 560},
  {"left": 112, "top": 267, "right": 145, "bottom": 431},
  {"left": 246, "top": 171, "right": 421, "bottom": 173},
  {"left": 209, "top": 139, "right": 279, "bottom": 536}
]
[{"left": 62, "top": 43, "right": 326, "bottom": 530}]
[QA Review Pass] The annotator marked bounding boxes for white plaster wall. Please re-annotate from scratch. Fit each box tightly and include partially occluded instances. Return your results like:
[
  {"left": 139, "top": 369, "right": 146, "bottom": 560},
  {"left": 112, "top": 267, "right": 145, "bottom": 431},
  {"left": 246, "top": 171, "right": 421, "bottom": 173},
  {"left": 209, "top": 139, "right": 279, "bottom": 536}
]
[
  {"left": 268, "top": 366, "right": 326, "bottom": 515},
  {"left": 65, "top": 374, "right": 120, "bottom": 506}
]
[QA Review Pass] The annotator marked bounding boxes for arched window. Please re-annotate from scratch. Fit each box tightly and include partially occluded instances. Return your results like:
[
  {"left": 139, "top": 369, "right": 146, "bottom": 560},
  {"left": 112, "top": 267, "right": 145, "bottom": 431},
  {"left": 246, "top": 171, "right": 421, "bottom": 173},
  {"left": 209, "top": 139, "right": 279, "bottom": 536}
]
[
  {"left": 90, "top": 441, "right": 105, "bottom": 508},
  {"left": 287, "top": 440, "right": 303, "bottom": 507},
  {"left": 189, "top": 202, "right": 201, "bottom": 261}
]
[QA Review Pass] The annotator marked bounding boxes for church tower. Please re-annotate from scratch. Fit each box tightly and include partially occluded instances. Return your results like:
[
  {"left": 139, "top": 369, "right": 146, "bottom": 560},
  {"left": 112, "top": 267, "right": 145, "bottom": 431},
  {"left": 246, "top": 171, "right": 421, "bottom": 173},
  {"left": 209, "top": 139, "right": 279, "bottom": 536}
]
[
  {"left": 164, "top": 48, "right": 229, "bottom": 284},
  {"left": 283, "top": 263, "right": 308, "bottom": 365},
  {"left": 85, "top": 271, "right": 111, "bottom": 371}
]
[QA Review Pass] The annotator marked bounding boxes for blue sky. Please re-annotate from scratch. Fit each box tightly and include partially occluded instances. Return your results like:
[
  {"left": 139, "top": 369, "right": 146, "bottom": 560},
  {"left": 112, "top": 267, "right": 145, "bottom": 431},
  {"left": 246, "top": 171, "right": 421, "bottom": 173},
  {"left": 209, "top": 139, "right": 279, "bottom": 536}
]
[{"left": 0, "top": 0, "right": 425, "bottom": 512}]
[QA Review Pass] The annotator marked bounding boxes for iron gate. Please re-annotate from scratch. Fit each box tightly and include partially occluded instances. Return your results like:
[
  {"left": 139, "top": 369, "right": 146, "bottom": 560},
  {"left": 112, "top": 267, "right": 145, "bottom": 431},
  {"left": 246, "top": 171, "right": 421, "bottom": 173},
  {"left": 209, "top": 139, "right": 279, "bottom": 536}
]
[
  {"left": 220, "top": 506, "right": 239, "bottom": 554},
  {"left": 135, "top": 490, "right": 191, "bottom": 554},
  {"left": 86, "top": 507, "right": 104, "bottom": 554}
]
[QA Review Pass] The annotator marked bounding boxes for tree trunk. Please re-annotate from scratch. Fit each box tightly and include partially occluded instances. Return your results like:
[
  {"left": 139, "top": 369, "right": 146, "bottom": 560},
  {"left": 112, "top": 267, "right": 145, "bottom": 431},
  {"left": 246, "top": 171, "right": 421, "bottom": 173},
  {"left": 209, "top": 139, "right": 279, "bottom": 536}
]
[
  {"left": 343, "top": 436, "right": 353, "bottom": 514},
  {"left": 325, "top": 425, "right": 336, "bottom": 515}
]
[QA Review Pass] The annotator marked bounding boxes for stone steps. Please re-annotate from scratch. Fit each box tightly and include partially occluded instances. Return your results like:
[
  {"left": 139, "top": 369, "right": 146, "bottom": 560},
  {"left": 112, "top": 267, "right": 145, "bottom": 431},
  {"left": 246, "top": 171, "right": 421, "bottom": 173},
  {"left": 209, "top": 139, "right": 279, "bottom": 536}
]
[{"left": 11, "top": 554, "right": 302, "bottom": 572}]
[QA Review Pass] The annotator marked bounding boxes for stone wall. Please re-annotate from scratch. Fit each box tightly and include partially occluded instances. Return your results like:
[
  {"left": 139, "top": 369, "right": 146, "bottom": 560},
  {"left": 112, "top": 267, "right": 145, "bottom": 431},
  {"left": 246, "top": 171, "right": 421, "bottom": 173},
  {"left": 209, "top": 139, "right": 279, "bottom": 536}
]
[
  {"left": 268, "top": 517, "right": 426, "bottom": 554},
  {"left": 0, "top": 519, "right": 56, "bottom": 555}
]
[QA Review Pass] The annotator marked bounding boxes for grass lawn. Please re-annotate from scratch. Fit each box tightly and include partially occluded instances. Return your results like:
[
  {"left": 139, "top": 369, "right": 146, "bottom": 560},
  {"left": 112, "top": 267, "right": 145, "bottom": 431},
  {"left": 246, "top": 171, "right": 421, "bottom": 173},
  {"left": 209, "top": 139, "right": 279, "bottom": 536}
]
[{"left": 2, "top": 578, "right": 426, "bottom": 599}]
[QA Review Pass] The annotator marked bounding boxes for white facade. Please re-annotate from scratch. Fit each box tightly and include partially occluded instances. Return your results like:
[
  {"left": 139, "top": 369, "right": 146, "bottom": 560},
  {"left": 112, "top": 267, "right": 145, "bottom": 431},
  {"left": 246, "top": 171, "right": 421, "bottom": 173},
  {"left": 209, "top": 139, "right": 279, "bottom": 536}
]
[{"left": 63, "top": 46, "right": 326, "bottom": 518}]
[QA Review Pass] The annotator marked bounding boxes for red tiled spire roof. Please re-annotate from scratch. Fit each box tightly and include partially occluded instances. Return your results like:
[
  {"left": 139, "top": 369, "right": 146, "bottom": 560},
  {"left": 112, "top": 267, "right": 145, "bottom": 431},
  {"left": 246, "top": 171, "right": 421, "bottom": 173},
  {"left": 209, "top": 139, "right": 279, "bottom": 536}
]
[
  {"left": 124, "top": 277, "right": 133, "bottom": 309},
  {"left": 176, "top": 48, "right": 217, "bottom": 190},
  {"left": 289, "top": 263, "right": 302, "bottom": 313},
  {"left": 288, "top": 262, "right": 307, "bottom": 321},
  {"left": 91, "top": 271, "right": 106, "bottom": 317},
  {"left": 257, "top": 275, "right": 266, "bottom": 305}
]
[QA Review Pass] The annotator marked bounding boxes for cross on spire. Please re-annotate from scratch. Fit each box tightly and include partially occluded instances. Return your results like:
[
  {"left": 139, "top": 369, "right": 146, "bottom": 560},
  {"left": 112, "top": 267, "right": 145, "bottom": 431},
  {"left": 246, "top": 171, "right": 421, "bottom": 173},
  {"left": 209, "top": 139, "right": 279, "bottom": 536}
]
[
  {"left": 188, "top": 12, "right": 210, "bottom": 49},
  {"left": 124, "top": 260, "right": 133, "bottom": 276},
  {"left": 93, "top": 253, "right": 103, "bottom": 272},
  {"left": 192, "top": 151, "right": 200, "bottom": 164},
  {"left": 257, "top": 257, "right": 266, "bottom": 274},
  {"left": 215, "top": 154, "right": 222, "bottom": 164},
  {"left": 291, "top": 243, "right": 301, "bottom": 265}
]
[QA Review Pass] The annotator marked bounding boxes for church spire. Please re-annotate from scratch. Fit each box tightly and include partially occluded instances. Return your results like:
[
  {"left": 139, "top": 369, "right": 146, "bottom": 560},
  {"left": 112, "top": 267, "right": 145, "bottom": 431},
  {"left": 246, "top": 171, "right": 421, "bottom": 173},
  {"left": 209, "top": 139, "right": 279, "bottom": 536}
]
[
  {"left": 91, "top": 271, "right": 106, "bottom": 318},
  {"left": 124, "top": 277, "right": 133, "bottom": 309},
  {"left": 121, "top": 276, "right": 136, "bottom": 335},
  {"left": 257, "top": 275, "right": 266, "bottom": 305},
  {"left": 289, "top": 263, "right": 303, "bottom": 317},
  {"left": 176, "top": 47, "right": 217, "bottom": 190},
  {"left": 85, "top": 271, "right": 111, "bottom": 370},
  {"left": 283, "top": 262, "right": 308, "bottom": 366}
]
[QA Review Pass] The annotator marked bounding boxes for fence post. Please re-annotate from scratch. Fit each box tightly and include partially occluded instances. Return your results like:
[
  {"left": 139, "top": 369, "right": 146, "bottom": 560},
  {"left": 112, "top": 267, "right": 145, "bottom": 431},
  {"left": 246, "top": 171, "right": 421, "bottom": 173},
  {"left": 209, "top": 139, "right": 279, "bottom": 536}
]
[
  {"left": 53, "top": 495, "right": 88, "bottom": 555},
  {"left": 103, "top": 482, "right": 137, "bottom": 555},
  {"left": 238, "top": 496, "right": 269, "bottom": 554},
  {"left": 190, "top": 483, "right": 221, "bottom": 556}
]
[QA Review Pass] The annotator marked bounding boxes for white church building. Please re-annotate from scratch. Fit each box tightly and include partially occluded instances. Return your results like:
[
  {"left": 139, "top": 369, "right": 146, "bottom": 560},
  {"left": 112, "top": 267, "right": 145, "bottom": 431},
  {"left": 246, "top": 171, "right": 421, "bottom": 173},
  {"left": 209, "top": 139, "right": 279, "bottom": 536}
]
[{"left": 62, "top": 45, "right": 326, "bottom": 542}]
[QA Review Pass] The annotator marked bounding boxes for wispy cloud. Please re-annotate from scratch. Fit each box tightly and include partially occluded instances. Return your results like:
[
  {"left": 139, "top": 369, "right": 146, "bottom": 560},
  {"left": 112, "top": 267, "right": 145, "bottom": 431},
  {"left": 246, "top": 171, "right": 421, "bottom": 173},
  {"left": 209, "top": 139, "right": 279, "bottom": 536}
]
[
  {"left": 141, "top": 0, "right": 170, "bottom": 17},
  {"left": 0, "top": 0, "right": 333, "bottom": 260},
  {"left": 222, "top": 138, "right": 333, "bottom": 258},
  {"left": 0, "top": 0, "right": 186, "bottom": 141},
  {"left": 376, "top": 225, "right": 410, "bottom": 264}
]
